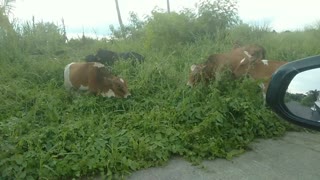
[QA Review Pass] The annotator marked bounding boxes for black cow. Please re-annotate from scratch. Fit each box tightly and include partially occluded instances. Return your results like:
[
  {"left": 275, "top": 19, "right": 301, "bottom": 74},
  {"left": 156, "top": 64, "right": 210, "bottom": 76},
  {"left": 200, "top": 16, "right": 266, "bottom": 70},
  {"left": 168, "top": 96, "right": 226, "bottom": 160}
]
[
  {"left": 84, "top": 49, "right": 119, "bottom": 65},
  {"left": 95, "top": 49, "right": 119, "bottom": 65},
  {"left": 84, "top": 49, "right": 145, "bottom": 66},
  {"left": 84, "top": 54, "right": 98, "bottom": 62},
  {"left": 118, "top": 51, "right": 145, "bottom": 64}
]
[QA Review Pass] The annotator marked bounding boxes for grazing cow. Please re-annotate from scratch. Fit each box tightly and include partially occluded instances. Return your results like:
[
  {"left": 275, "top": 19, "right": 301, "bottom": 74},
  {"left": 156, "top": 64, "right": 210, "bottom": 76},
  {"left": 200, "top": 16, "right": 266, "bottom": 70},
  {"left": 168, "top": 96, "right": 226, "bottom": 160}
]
[
  {"left": 233, "top": 59, "right": 287, "bottom": 97},
  {"left": 84, "top": 49, "right": 145, "bottom": 66},
  {"left": 233, "top": 44, "right": 266, "bottom": 64},
  {"left": 94, "top": 49, "right": 119, "bottom": 65},
  {"left": 64, "top": 62, "right": 131, "bottom": 98},
  {"left": 187, "top": 44, "right": 266, "bottom": 87},
  {"left": 118, "top": 51, "right": 145, "bottom": 64},
  {"left": 84, "top": 54, "right": 98, "bottom": 62}
]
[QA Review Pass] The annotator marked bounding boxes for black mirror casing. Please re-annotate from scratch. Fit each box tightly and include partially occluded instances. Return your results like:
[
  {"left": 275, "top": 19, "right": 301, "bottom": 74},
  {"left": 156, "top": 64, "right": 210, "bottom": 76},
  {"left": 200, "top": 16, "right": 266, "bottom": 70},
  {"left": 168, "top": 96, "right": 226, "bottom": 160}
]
[{"left": 266, "top": 55, "right": 320, "bottom": 131}]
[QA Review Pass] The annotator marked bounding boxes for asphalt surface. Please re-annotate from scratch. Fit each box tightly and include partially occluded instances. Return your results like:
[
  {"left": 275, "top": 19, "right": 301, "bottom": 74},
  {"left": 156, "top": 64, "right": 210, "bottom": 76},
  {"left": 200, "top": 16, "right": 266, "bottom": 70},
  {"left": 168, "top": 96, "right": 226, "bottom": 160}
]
[
  {"left": 127, "top": 131, "right": 320, "bottom": 180},
  {"left": 286, "top": 101, "right": 320, "bottom": 121}
]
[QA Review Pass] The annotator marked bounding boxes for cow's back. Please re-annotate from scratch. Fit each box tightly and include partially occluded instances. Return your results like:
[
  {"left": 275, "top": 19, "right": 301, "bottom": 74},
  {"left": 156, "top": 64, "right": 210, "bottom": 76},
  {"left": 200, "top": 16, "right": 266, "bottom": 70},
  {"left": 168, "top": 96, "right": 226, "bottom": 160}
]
[
  {"left": 64, "top": 62, "right": 104, "bottom": 91},
  {"left": 234, "top": 60, "right": 286, "bottom": 78},
  {"left": 249, "top": 60, "right": 286, "bottom": 79},
  {"left": 96, "top": 49, "right": 119, "bottom": 65},
  {"left": 205, "top": 50, "right": 250, "bottom": 72},
  {"left": 85, "top": 54, "right": 98, "bottom": 62},
  {"left": 188, "top": 51, "right": 252, "bottom": 86},
  {"left": 70, "top": 62, "right": 93, "bottom": 89},
  {"left": 234, "top": 59, "right": 287, "bottom": 91},
  {"left": 187, "top": 44, "right": 266, "bottom": 87}
]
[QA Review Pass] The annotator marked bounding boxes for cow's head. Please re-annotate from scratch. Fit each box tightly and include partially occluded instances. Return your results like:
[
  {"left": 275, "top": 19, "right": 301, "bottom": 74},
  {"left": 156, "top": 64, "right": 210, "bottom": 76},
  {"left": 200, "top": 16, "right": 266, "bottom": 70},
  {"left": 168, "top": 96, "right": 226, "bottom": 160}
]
[
  {"left": 232, "top": 44, "right": 266, "bottom": 65},
  {"left": 239, "top": 44, "right": 266, "bottom": 65},
  {"left": 245, "top": 44, "right": 266, "bottom": 62},
  {"left": 100, "top": 76, "right": 131, "bottom": 98},
  {"left": 187, "top": 64, "right": 206, "bottom": 87}
]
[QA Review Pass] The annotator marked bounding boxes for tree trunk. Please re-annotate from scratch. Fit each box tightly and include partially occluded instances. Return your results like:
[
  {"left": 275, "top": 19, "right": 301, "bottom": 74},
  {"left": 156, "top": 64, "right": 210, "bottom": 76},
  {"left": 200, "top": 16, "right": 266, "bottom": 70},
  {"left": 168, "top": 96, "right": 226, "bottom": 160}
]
[
  {"left": 115, "top": 0, "right": 125, "bottom": 38},
  {"left": 61, "top": 18, "right": 68, "bottom": 43},
  {"left": 167, "top": 0, "right": 170, "bottom": 13}
]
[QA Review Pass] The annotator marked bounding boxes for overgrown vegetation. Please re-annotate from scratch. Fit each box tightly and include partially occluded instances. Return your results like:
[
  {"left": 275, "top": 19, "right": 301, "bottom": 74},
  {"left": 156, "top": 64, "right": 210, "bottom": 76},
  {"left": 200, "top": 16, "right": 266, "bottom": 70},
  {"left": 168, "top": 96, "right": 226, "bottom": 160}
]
[{"left": 1, "top": 0, "right": 320, "bottom": 179}]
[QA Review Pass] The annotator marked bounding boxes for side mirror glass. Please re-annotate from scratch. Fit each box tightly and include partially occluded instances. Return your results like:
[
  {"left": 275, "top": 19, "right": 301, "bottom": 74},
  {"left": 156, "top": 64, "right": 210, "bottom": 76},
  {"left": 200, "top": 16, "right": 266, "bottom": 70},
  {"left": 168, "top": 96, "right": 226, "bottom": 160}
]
[
  {"left": 285, "top": 68, "right": 320, "bottom": 122},
  {"left": 266, "top": 55, "right": 320, "bottom": 131}
]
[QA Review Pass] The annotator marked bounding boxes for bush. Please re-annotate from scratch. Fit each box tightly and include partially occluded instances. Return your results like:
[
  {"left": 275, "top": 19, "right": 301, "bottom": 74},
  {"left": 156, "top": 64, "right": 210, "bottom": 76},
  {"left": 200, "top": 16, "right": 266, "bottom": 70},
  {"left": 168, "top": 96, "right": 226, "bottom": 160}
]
[
  {"left": 17, "top": 19, "right": 67, "bottom": 55},
  {"left": 110, "top": 0, "right": 240, "bottom": 53}
]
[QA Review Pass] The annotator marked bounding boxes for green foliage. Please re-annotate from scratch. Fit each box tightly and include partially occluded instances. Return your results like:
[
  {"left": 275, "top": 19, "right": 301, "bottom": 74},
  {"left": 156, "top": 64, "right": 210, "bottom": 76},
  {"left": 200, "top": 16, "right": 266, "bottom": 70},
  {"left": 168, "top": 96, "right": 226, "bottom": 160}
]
[
  {"left": 110, "top": 12, "right": 146, "bottom": 40},
  {"left": 1, "top": 1, "right": 320, "bottom": 179},
  {"left": 0, "top": 0, "right": 15, "bottom": 16},
  {"left": 227, "top": 23, "right": 272, "bottom": 45},
  {"left": 110, "top": 0, "right": 240, "bottom": 53},
  {"left": 0, "top": 1, "right": 20, "bottom": 63},
  {"left": 226, "top": 23, "right": 320, "bottom": 60},
  {"left": 17, "top": 19, "right": 67, "bottom": 55},
  {"left": 301, "top": 90, "right": 320, "bottom": 107},
  {"left": 286, "top": 90, "right": 320, "bottom": 107},
  {"left": 285, "top": 92, "right": 306, "bottom": 103},
  {"left": 143, "top": 11, "right": 194, "bottom": 52},
  {"left": 195, "top": 0, "right": 240, "bottom": 33},
  {"left": 0, "top": 55, "right": 289, "bottom": 179}
]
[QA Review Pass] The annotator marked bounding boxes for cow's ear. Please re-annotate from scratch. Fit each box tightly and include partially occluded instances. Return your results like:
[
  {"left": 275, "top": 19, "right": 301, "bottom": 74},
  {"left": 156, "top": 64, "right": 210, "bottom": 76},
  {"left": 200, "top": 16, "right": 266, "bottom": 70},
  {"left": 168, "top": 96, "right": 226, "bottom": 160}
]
[
  {"left": 243, "top": 51, "right": 252, "bottom": 59},
  {"left": 190, "top": 64, "right": 197, "bottom": 71},
  {"left": 239, "top": 57, "right": 247, "bottom": 65}
]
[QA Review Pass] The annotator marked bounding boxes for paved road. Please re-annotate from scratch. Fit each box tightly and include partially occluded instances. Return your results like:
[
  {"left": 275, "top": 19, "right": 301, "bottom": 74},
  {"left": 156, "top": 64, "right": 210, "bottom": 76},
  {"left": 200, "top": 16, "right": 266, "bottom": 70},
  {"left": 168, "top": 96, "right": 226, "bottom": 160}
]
[
  {"left": 286, "top": 101, "right": 320, "bottom": 121},
  {"left": 128, "top": 131, "right": 320, "bottom": 180}
]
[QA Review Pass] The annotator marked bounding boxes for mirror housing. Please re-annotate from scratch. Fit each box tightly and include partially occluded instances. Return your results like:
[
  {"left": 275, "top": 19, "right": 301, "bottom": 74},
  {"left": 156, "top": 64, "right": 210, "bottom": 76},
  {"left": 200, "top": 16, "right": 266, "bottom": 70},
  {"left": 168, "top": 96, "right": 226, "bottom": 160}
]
[{"left": 266, "top": 55, "right": 320, "bottom": 131}]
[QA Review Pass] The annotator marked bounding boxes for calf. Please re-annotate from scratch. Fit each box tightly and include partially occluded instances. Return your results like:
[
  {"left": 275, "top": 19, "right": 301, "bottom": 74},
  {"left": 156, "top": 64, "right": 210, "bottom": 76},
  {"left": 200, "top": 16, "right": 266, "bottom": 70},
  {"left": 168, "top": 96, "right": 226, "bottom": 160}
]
[
  {"left": 187, "top": 44, "right": 266, "bottom": 87},
  {"left": 64, "top": 62, "right": 131, "bottom": 98}
]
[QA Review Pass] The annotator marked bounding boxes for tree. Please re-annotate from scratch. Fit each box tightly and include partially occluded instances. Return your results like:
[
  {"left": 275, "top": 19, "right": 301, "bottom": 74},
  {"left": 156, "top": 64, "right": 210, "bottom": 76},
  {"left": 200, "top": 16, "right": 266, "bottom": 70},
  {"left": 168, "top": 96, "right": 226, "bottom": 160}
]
[
  {"left": 0, "top": 0, "right": 19, "bottom": 62},
  {"left": 301, "top": 89, "right": 320, "bottom": 106},
  {"left": 0, "top": 0, "right": 15, "bottom": 31},
  {"left": 114, "top": 0, "right": 125, "bottom": 38},
  {"left": 61, "top": 18, "right": 68, "bottom": 42},
  {"left": 0, "top": 0, "right": 15, "bottom": 15},
  {"left": 307, "top": 90, "right": 319, "bottom": 101}
]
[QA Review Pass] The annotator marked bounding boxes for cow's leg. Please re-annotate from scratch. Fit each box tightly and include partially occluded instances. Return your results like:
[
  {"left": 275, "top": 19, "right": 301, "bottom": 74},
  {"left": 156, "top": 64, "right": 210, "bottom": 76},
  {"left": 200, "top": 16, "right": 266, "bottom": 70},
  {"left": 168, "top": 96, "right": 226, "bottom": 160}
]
[{"left": 259, "top": 83, "right": 266, "bottom": 105}]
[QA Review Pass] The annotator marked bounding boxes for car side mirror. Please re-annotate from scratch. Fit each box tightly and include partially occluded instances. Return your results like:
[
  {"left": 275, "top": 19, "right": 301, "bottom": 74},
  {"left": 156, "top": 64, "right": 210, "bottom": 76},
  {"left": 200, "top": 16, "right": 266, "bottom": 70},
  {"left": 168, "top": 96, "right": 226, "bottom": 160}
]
[{"left": 266, "top": 55, "right": 320, "bottom": 131}]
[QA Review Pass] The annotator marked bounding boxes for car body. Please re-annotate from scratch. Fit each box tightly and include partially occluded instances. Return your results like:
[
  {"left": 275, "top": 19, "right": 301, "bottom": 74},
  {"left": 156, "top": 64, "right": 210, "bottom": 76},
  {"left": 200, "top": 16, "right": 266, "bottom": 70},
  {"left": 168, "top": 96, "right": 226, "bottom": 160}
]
[{"left": 266, "top": 55, "right": 320, "bottom": 131}]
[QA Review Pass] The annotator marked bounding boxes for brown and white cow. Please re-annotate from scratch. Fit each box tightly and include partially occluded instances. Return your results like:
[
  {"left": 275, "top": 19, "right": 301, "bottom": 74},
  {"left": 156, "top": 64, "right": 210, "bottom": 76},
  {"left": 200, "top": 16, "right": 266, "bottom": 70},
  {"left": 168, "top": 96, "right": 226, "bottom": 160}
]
[
  {"left": 233, "top": 59, "right": 287, "bottom": 96},
  {"left": 187, "top": 44, "right": 266, "bottom": 87},
  {"left": 64, "top": 62, "right": 131, "bottom": 98},
  {"left": 187, "top": 44, "right": 287, "bottom": 103}
]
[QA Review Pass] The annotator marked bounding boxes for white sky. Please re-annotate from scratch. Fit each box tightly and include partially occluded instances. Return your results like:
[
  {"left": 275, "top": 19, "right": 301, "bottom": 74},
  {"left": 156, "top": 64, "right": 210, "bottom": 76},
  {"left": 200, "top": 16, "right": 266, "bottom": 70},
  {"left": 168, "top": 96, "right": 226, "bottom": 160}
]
[
  {"left": 7, "top": 0, "right": 320, "bottom": 38},
  {"left": 287, "top": 68, "right": 320, "bottom": 94}
]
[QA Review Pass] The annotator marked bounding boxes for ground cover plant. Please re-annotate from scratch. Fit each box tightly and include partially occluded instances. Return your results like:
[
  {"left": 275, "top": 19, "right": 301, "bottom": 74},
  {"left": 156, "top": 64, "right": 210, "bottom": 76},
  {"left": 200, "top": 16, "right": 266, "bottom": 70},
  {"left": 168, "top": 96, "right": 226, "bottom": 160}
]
[{"left": 1, "top": 0, "right": 320, "bottom": 179}]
